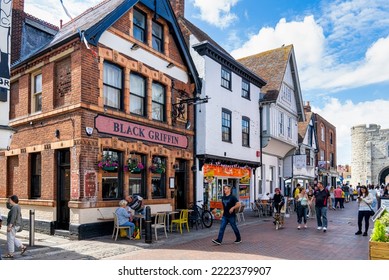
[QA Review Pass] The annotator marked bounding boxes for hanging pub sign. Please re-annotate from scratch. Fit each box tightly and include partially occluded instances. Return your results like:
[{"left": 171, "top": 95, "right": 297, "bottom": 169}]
[
  {"left": 0, "top": 0, "right": 12, "bottom": 102},
  {"left": 95, "top": 115, "right": 188, "bottom": 148}
]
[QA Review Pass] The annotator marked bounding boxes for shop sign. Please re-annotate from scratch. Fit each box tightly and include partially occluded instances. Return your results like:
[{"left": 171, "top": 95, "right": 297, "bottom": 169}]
[
  {"left": 203, "top": 164, "right": 250, "bottom": 178},
  {"left": 294, "top": 155, "right": 306, "bottom": 169},
  {"left": 95, "top": 115, "right": 188, "bottom": 148}
]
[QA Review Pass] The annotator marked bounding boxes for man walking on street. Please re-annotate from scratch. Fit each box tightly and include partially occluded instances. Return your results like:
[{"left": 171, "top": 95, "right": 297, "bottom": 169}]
[
  {"left": 212, "top": 185, "right": 241, "bottom": 245},
  {"left": 313, "top": 182, "right": 330, "bottom": 232}
]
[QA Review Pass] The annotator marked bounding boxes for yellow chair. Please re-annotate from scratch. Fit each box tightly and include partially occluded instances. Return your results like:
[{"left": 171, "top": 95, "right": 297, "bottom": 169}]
[
  {"left": 112, "top": 212, "right": 132, "bottom": 241},
  {"left": 170, "top": 209, "right": 190, "bottom": 234},
  {"left": 151, "top": 212, "right": 168, "bottom": 240}
]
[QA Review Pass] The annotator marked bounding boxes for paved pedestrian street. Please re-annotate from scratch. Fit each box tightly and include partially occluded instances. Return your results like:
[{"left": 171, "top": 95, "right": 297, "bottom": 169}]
[{"left": 0, "top": 200, "right": 375, "bottom": 260}]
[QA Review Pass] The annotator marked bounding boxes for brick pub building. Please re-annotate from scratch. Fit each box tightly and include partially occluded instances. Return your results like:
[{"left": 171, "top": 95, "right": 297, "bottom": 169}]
[{"left": 0, "top": 0, "right": 201, "bottom": 239}]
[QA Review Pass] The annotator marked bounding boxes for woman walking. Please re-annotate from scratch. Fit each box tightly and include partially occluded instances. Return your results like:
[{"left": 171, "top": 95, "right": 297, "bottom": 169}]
[
  {"left": 355, "top": 186, "right": 373, "bottom": 236},
  {"left": 296, "top": 188, "right": 309, "bottom": 229}
]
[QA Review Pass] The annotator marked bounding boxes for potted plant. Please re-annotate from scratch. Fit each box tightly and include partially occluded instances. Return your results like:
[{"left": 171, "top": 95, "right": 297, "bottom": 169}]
[
  {"left": 369, "top": 210, "right": 389, "bottom": 260},
  {"left": 98, "top": 154, "right": 119, "bottom": 171},
  {"left": 149, "top": 156, "right": 166, "bottom": 174},
  {"left": 127, "top": 157, "right": 144, "bottom": 173}
]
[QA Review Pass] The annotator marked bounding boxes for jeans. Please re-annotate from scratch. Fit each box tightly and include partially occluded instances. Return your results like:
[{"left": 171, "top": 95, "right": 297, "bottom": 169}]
[
  {"left": 297, "top": 205, "right": 308, "bottom": 224},
  {"left": 120, "top": 221, "right": 135, "bottom": 237},
  {"left": 357, "top": 210, "right": 370, "bottom": 233},
  {"left": 217, "top": 215, "right": 241, "bottom": 242},
  {"left": 7, "top": 227, "right": 23, "bottom": 254},
  {"left": 315, "top": 206, "right": 328, "bottom": 228}
]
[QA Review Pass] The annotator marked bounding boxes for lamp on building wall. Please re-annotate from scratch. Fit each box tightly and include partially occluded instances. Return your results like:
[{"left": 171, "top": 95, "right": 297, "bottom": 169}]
[
  {"left": 131, "top": 43, "right": 140, "bottom": 50},
  {"left": 166, "top": 62, "right": 175, "bottom": 68},
  {"left": 55, "top": 129, "right": 60, "bottom": 138}
]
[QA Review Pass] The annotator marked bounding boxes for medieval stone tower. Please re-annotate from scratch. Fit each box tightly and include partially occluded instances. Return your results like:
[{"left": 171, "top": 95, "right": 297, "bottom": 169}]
[{"left": 351, "top": 124, "right": 389, "bottom": 186}]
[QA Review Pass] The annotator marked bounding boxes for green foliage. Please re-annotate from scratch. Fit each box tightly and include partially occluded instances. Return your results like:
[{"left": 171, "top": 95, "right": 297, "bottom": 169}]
[
  {"left": 379, "top": 211, "right": 389, "bottom": 227},
  {"left": 371, "top": 219, "right": 389, "bottom": 242}
]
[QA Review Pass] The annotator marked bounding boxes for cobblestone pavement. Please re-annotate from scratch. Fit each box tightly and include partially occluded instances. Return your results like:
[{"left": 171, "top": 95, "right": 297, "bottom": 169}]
[{"left": 0, "top": 200, "right": 373, "bottom": 260}]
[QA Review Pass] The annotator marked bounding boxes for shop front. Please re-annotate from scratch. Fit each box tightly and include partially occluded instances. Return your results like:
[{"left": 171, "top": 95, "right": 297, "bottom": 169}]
[{"left": 202, "top": 164, "right": 251, "bottom": 220}]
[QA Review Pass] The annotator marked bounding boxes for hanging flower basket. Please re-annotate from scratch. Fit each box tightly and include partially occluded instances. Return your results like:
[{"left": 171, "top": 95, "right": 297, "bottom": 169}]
[
  {"left": 98, "top": 155, "right": 119, "bottom": 172},
  {"left": 149, "top": 157, "right": 166, "bottom": 174},
  {"left": 127, "top": 157, "right": 144, "bottom": 173},
  {"left": 102, "top": 166, "right": 116, "bottom": 171}
]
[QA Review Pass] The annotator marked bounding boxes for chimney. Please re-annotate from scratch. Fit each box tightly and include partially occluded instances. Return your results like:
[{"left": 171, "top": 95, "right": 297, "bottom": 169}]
[
  {"left": 170, "top": 0, "right": 185, "bottom": 18},
  {"left": 304, "top": 101, "right": 311, "bottom": 113},
  {"left": 11, "top": 0, "right": 25, "bottom": 64},
  {"left": 12, "top": 0, "right": 25, "bottom": 11}
]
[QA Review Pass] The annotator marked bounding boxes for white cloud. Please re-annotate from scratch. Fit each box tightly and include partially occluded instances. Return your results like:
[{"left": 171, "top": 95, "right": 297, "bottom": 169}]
[
  {"left": 25, "top": 0, "right": 102, "bottom": 26},
  {"left": 191, "top": 0, "right": 239, "bottom": 29},
  {"left": 230, "top": 14, "right": 389, "bottom": 93},
  {"left": 312, "top": 98, "right": 389, "bottom": 165}
]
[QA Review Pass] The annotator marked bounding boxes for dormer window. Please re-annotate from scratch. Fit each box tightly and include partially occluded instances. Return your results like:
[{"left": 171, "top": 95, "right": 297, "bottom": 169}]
[
  {"left": 152, "top": 21, "right": 163, "bottom": 53},
  {"left": 133, "top": 9, "right": 146, "bottom": 43}
]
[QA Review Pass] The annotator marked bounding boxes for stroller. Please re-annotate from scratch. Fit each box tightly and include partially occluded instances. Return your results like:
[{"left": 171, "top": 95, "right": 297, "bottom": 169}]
[{"left": 273, "top": 198, "right": 286, "bottom": 230}]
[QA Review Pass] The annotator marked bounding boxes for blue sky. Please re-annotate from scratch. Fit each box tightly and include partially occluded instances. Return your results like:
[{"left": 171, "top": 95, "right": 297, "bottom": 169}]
[{"left": 24, "top": 0, "right": 389, "bottom": 165}]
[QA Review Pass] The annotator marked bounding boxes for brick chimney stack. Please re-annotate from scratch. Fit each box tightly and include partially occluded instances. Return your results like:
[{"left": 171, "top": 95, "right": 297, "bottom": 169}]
[
  {"left": 304, "top": 101, "right": 311, "bottom": 113},
  {"left": 12, "top": 0, "right": 25, "bottom": 11},
  {"left": 11, "top": 0, "right": 25, "bottom": 64},
  {"left": 170, "top": 0, "right": 185, "bottom": 18}
]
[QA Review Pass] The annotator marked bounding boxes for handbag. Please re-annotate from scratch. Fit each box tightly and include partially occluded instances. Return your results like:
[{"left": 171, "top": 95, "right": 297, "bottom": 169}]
[{"left": 366, "top": 202, "right": 375, "bottom": 216}]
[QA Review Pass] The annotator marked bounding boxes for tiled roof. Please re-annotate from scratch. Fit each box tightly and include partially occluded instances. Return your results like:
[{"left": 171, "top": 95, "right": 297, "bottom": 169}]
[
  {"left": 298, "top": 111, "right": 312, "bottom": 143},
  {"left": 237, "top": 45, "right": 293, "bottom": 101}
]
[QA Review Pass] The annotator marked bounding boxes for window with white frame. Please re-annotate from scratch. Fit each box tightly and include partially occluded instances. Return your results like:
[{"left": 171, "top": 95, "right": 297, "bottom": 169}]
[
  {"left": 152, "top": 82, "right": 165, "bottom": 121},
  {"left": 32, "top": 73, "right": 42, "bottom": 112},
  {"left": 321, "top": 125, "right": 325, "bottom": 141},
  {"left": 221, "top": 67, "right": 231, "bottom": 90},
  {"left": 152, "top": 21, "right": 163, "bottom": 53},
  {"left": 320, "top": 150, "right": 324, "bottom": 161},
  {"left": 241, "top": 79, "right": 250, "bottom": 99},
  {"left": 279, "top": 112, "right": 284, "bottom": 135},
  {"left": 103, "top": 62, "right": 122, "bottom": 109},
  {"left": 269, "top": 166, "right": 274, "bottom": 193},
  {"left": 133, "top": 9, "right": 146, "bottom": 43},
  {"left": 130, "top": 73, "right": 146, "bottom": 116},
  {"left": 287, "top": 117, "right": 292, "bottom": 138}
]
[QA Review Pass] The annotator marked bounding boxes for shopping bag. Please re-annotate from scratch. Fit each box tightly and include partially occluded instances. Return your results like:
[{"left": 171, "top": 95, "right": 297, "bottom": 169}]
[
  {"left": 120, "top": 228, "right": 127, "bottom": 238},
  {"left": 132, "top": 227, "right": 141, "bottom": 239}
]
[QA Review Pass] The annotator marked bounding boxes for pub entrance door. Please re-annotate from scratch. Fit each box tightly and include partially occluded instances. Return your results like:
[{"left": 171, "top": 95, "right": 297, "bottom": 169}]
[{"left": 56, "top": 149, "right": 70, "bottom": 230}]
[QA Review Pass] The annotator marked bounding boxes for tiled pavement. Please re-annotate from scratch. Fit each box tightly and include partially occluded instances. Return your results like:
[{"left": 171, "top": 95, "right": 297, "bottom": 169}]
[{"left": 0, "top": 200, "right": 373, "bottom": 260}]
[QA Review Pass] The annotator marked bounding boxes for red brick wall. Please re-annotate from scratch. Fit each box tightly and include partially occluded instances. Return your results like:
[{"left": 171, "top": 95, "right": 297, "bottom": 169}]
[
  {"left": 9, "top": 81, "right": 19, "bottom": 119},
  {"left": 54, "top": 56, "right": 72, "bottom": 108}
]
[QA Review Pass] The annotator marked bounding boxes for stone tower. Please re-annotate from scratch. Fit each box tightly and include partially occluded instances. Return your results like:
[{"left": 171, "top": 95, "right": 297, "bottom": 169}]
[{"left": 351, "top": 124, "right": 389, "bottom": 186}]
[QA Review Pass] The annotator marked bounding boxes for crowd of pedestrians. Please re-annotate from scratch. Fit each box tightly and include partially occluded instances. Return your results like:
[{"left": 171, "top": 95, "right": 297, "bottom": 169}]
[{"left": 285, "top": 181, "right": 389, "bottom": 235}]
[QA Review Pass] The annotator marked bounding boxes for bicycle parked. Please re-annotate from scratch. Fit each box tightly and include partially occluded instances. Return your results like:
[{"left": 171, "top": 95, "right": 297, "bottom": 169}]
[{"left": 188, "top": 200, "right": 213, "bottom": 229}]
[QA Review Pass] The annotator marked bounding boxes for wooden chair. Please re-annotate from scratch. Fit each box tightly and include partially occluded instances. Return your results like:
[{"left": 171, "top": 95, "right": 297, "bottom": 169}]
[
  {"left": 112, "top": 212, "right": 132, "bottom": 241},
  {"left": 151, "top": 212, "right": 168, "bottom": 240},
  {"left": 170, "top": 209, "right": 190, "bottom": 234}
]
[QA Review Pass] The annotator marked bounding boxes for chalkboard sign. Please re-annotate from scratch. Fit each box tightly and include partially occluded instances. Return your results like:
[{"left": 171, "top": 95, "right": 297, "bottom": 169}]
[{"left": 372, "top": 205, "right": 386, "bottom": 222}]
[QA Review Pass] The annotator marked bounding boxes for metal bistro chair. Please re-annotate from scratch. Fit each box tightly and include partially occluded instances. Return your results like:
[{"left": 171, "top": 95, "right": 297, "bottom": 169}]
[
  {"left": 170, "top": 209, "right": 190, "bottom": 234},
  {"left": 151, "top": 212, "right": 168, "bottom": 240},
  {"left": 112, "top": 212, "right": 132, "bottom": 241},
  {"left": 236, "top": 204, "right": 245, "bottom": 223},
  {"left": 251, "top": 202, "right": 260, "bottom": 217}
]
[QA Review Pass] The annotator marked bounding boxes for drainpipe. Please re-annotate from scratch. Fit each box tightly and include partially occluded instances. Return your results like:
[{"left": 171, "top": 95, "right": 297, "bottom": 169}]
[{"left": 259, "top": 103, "right": 264, "bottom": 200}]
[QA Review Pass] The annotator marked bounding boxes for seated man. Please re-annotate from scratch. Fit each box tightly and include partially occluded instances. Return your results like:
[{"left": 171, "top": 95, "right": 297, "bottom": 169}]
[{"left": 126, "top": 195, "right": 145, "bottom": 215}]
